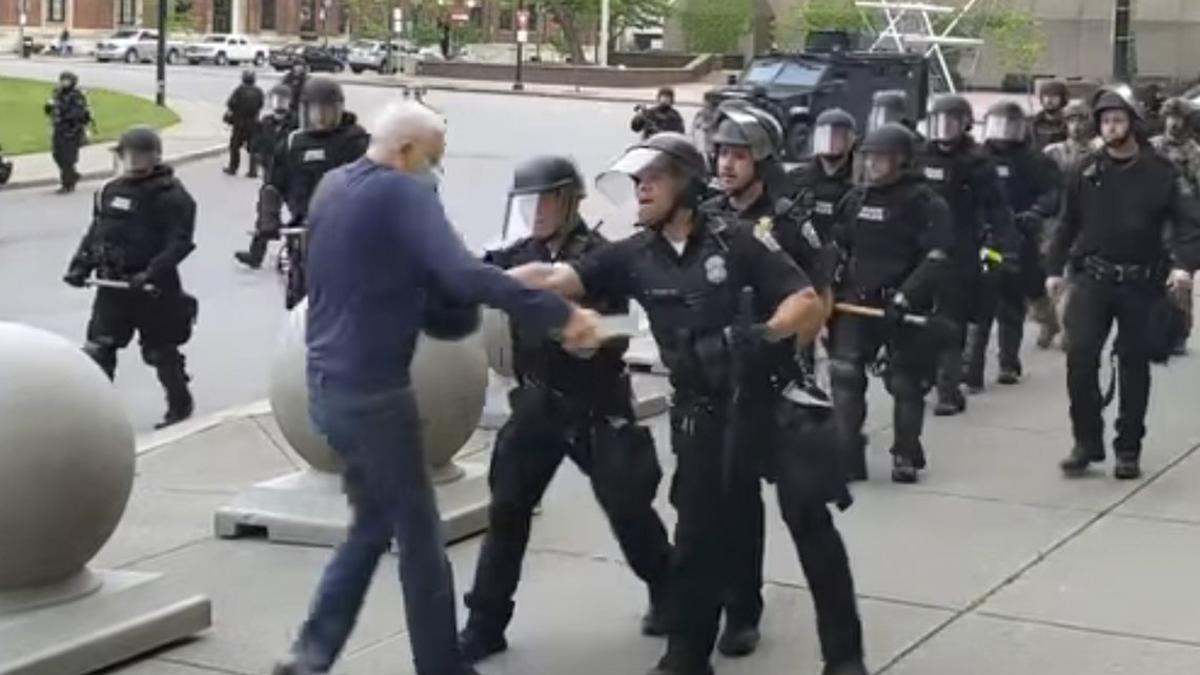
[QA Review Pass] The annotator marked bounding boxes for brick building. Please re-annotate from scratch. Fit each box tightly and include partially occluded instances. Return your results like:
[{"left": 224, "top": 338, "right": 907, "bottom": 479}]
[{"left": 0, "top": 0, "right": 350, "bottom": 36}]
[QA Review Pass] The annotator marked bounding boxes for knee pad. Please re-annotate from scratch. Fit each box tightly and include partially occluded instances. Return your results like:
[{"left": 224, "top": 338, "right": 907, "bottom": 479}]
[
  {"left": 141, "top": 345, "right": 182, "bottom": 368},
  {"left": 885, "top": 371, "right": 925, "bottom": 400},
  {"left": 829, "top": 359, "right": 867, "bottom": 390}
]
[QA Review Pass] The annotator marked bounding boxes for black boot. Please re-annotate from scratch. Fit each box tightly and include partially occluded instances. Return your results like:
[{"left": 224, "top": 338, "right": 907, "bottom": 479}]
[
  {"left": 1114, "top": 457, "right": 1143, "bottom": 480},
  {"left": 235, "top": 236, "right": 268, "bottom": 270},
  {"left": 822, "top": 658, "right": 869, "bottom": 675},
  {"left": 155, "top": 361, "right": 194, "bottom": 430},
  {"left": 647, "top": 649, "right": 714, "bottom": 675},
  {"left": 1060, "top": 444, "right": 1104, "bottom": 477},
  {"left": 457, "top": 625, "right": 507, "bottom": 663},
  {"left": 933, "top": 388, "right": 966, "bottom": 416},
  {"left": 997, "top": 365, "right": 1021, "bottom": 385},
  {"left": 844, "top": 433, "right": 868, "bottom": 482},
  {"left": 891, "top": 454, "right": 918, "bottom": 484},
  {"left": 717, "top": 622, "right": 761, "bottom": 657}
]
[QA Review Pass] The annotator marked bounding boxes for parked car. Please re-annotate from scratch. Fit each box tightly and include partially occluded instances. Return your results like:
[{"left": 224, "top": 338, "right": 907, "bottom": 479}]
[
  {"left": 95, "top": 29, "right": 183, "bottom": 64},
  {"left": 269, "top": 44, "right": 346, "bottom": 73},
  {"left": 347, "top": 39, "right": 415, "bottom": 74},
  {"left": 185, "top": 34, "right": 269, "bottom": 66}
]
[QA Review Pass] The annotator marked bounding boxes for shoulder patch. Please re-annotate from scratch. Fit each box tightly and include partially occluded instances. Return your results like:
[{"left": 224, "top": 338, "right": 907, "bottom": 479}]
[{"left": 754, "top": 216, "right": 781, "bottom": 252}]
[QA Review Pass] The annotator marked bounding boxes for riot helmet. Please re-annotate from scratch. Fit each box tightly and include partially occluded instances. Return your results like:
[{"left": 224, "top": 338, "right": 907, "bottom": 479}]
[
  {"left": 710, "top": 102, "right": 783, "bottom": 162},
  {"left": 299, "top": 77, "right": 344, "bottom": 132},
  {"left": 241, "top": 69, "right": 256, "bottom": 86},
  {"left": 268, "top": 84, "right": 292, "bottom": 115},
  {"left": 503, "top": 155, "right": 586, "bottom": 243},
  {"left": 1039, "top": 79, "right": 1069, "bottom": 113},
  {"left": 927, "top": 94, "right": 974, "bottom": 143},
  {"left": 1091, "top": 85, "right": 1141, "bottom": 147},
  {"left": 812, "top": 108, "right": 857, "bottom": 157},
  {"left": 1062, "top": 100, "right": 1092, "bottom": 142},
  {"left": 859, "top": 123, "right": 915, "bottom": 187},
  {"left": 1161, "top": 97, "right": 1193, "bottom": 139},
  {"left": 984, "top": 100, "right": 1028, "bottom": 144},
  {"left": 868, "top": 90, "right": 910, "bottom": 132},
  {"left": 597, "top": 132, "right": 709, "bottom": 229},
  {"left": 58, "top": 70, "right": 78, "bottom": 90},
  {"left": 114, "top": 126, "right": 163, "bottom": 176}
]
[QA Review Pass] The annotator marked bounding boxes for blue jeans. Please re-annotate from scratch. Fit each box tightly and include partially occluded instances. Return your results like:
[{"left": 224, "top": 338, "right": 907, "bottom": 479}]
[{"left": 293, "top": 375, "right": 468, "bottom": 674}]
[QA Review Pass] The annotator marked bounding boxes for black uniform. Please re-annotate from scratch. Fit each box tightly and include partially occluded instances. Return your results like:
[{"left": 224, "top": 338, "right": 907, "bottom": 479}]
[
  {"left": 1029, "top": 110, "right": 1068, "bottom": 151},
  {"left": 65, "top": 166, "right": 198, "bottom": 416},
  {"left": 632, "top": 104, "right": 686, "bottom": 139},
  {"left": 966, "top": 140, "right": 1061, "bottom": 385},
  {"left": 1048, "top": 147, "right": 1200, "bottom": 463},
  {"left": 917, "top": 137, "right": 1018, "bottom": 410},
  {"left": 253, "top": 109, "right": 298, "bottom": 180},
  {"left": 46, "top": 84, "right": 92, "bottom": 191},
  {"left": 225, "top": 82, "right": 265, "bottom": 175},
  {"left": 830, "top": 175, "right": 954, "bottom": 474},
  {"left": 575, "top": 212, "right": 862, "bottom": 674},
  {"left": 462, "top": 222, "right": 672, "bottom": 647},
  {"left": 281, "top": 70, "right": 307, "bottom": 113},
  {"left": 790, "top": 158, "right": 855, "bottom": 243}
]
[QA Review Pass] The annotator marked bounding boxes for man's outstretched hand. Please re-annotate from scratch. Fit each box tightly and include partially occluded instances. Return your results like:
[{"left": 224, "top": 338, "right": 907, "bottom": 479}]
[{"left": 559, "top": 306, "right": 604, "bottom": 352}]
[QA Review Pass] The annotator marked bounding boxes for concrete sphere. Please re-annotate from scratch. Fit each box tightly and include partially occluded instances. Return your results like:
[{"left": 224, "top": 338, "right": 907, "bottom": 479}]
[
  {"left": 481, "top": 308, "right": 515, "bottom": 378},
  {"left": 268, "top": 302, "right": 488, "bottom": 475},
  {"left": 0, "top": 323, "right": 135, "bottom": 590}
]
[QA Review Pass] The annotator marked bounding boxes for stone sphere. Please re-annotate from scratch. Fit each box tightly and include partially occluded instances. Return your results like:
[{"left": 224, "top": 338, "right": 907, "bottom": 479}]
[
  {"left": 268, "top": 302, "right": 488, "bottom": 475},
  {"left": 481, "top": 308, "right": 515, "bottom": 378},
  {"left": 0, "top": 323, "right": 135, "bottom": 590}
]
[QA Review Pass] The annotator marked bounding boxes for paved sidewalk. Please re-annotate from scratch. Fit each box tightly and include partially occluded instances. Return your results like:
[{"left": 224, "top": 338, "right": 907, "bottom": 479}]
[
  {"left": 2, "top": 97, "right": 227, "bottom": 190},
  {"left": 83, "top": 314, "right": 1200, "bottom": 675}
]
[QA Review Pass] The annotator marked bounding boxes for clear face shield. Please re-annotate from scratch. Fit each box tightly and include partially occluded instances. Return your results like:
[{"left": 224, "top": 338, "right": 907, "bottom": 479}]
[
  {"left": 811, "top": 124, "right": 853, "bottom": 157},
  {"left": 115, "top": 148, "right": 158, "bottom": 176},
  {"left": 928, "top": 112, "right": 965, "bottom": 142},
  {"left": 597, "top": 147, "right": 677, "bottom": 228},
  {"left": 300, "top": 100, "right": 343, "bottom": 131},
  {"left": 867, "top": 106, "right": 899, "bottom": 133},
  {"left": 984, "top": 115, "right": 1026, "bottom": 143},
  {"left": 502, "top": 190, "right": 573, "bottom": 243},
  {"left": 269, "top": 90, "right": 292, "bottom": 114}
]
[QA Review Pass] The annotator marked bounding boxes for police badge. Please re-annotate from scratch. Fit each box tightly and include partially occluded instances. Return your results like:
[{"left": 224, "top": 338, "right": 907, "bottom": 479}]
[{"left": 704, "top": 254, "right": 728, "bottom": 284}]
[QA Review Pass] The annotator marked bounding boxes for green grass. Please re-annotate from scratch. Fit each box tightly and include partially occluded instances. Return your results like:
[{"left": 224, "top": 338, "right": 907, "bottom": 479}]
[{"left": 0, "top": 76, "right": 180, "bottom": 156}]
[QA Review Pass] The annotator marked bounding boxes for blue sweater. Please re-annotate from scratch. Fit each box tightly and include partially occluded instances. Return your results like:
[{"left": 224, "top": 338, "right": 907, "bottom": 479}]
[{"left": 306, "top": 158, "right": 570, "bottom": 391}]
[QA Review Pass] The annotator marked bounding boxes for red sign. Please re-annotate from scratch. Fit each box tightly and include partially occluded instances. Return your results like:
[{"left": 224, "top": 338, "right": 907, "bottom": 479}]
[
  {"left": 450, "top": 11, "right": 470, "bottom": 23},
  {"left": 516, "top": 10, "right": 530, "bottom": 30}
]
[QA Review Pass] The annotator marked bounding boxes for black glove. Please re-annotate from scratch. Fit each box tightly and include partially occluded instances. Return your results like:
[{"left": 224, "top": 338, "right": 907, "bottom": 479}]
[
  {"left": 724, "top": 322, "right": 771, "bottom": 354},
  {"left": 1014, "top": 211, "right": 1042, "bottom": 237},
  {"left": 128, "top": 271, "right": 152, "bottom": 291},
  {"left": 63, "top": 270, "right": 87, "bottom": 288},
  {"left": 884, "top": 292, "right": 911, "bottom": 327}
]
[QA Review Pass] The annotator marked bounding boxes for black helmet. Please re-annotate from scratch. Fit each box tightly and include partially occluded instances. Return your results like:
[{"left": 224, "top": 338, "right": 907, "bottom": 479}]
[
  {"left": 597, "top": 132, "right": 709, "bottom": 214},
  {"left": 58, "top": 71, "right": 78, "bottom": 88},
  {"left": 300, "top": 77, "right": 344, "bottom": 105},
  {"left": 812, "top": 108, "right": 857, "bottom": 157},
  {"left": 115, "top": 125, "right": 163, "bottom": 156},
  {"left": 860, "top": 123, "right": 916, "bottom": 159},
  {"left": 1039, "top": 79, "right": 1069, "bottom": 101},
  {"left": 242, "top": 69, "right": 256, "bottom": 85},
  {"left": 711, "top": 103, "right": 783, "bottom": 161},
  {"left": 510, "top": 155, "right": 585, "bottom": 196},
  {"left": 638, "top": 132, "right": 709, "bottom": 180},
  {"left": 268, "top": 83, "right": 292, "bottom": 111},
  {"left": 869, "top": 90, "right": 910, "bottom": 131},
  {"left": 929, "top": 94, "right": 974, "bottom": 121},
  {"left": 1162, "top": 96, "right": 1193, "bottom": 120},
  {"left": 987, "top": 100, "right": 1025, "bottom": 121},
  {"left": 815, "top": 108, "right": 857, "bottom": 133},
  {"left": 1091, "top": 86, "right": 1142, "bottom": 126},
  {"left": 984, "top": 101, "right": 1028, "bottom": 143}
]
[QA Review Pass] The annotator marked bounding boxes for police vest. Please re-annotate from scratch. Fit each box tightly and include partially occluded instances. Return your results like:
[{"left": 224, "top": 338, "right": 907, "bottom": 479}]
[
  {"left": 989, "top": 148, "right": 1042, "bottom": 214},
  {"left": 90, "top": 177, "right": 176, "bottom": 276},
  {"left": 842, "top": 185, "right": 928, "bottom": 297}
]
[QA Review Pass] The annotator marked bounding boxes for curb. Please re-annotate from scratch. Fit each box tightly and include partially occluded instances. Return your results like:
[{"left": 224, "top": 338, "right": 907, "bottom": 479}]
[
  {"left": 136, "top": 399, "right": 271, "bottom": 456},
  {"left": 2, "top": 143, "right": 226, "bottom": 192}
]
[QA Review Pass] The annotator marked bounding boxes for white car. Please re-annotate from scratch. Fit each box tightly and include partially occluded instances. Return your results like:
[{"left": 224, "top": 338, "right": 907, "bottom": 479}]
[
  {"left": 347, "top": 39, "right": 414, "bottom": 74},
  {"left": 95, "top": 29, "right": 183, "bottom": 64},
  {"left": 184, "top": 34, "right": 269, "bottom": 67}
]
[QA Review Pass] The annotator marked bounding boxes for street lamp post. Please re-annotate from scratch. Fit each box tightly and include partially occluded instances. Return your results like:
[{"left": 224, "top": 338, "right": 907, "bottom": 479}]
[
  {"left": 17, "top": 0, "right": 28, "bottom": 59},
  {"left": 1113, "top": 0, "right": 1132, "bottom": 81},
  {"left": 599, "top": 0, "right": 610, "bottom": 67},
  {"left": 156, "top": 0, "right": 168, "bottom": 106},
  {"left": 513, "top": 0, "right": 525, "bottom": 91}
]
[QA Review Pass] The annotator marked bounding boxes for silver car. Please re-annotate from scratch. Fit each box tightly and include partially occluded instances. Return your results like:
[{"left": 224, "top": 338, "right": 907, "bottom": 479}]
[{"left": 347, "top": 40, "right": 413, "bottom": 74}]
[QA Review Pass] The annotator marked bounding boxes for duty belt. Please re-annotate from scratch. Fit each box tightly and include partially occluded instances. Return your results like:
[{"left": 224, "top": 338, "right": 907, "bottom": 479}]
[{"left": 1080, "top": 256, "right": 1157, "bottom": 284}]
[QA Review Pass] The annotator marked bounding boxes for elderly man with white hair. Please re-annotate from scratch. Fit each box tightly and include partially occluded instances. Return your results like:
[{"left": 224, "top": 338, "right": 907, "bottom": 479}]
[{"left": 273, "top": 100, "right": 605, "bottom": 675}]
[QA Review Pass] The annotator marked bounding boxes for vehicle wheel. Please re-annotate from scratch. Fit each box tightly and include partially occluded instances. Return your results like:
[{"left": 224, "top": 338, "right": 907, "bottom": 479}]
[
  {"left": 124, "top": 49, "right": 138, "bottom": 64},
  {"left": 166, "top": 49, "right": 180, "bottom": 65},
  {"left": 351, "top": 65, "right": 363, "bottom": 74},
  {"left": 254, "top": 53, "right": 266, "bottom": 67},
  {"left": 215, "top": 52, "right": 228, "bottom": 66},
  {"left": 786, "top": 121, "right": 811, "bottom": 161}
]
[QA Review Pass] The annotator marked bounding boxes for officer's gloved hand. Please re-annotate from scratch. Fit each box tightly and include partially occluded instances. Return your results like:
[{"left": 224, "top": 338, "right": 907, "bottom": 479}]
[
  {"left": 63, "top": 269, "right": 87, "bottom": 288},
  {"left": 884, "top": 292, "right": 911, "bottom": 327},
  {"left": 724, "top": 322, "right": 771, "bottom": 354},
  {"left": 128, "top": 271, "right": 152, "bottom": 291}
]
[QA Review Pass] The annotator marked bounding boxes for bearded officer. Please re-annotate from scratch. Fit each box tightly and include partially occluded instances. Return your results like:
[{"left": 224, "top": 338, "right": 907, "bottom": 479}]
[
  {"left": 63, "top": 127, "right": 199, "bottom": 429},
  {"left": 458, "top": 156, "right": 673, "bottom": 661}
]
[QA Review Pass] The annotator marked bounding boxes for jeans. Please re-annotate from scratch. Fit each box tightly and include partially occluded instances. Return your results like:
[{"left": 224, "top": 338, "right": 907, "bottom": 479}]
[{"left": 292, "top": 376, "right": 470, "bottom": 675}]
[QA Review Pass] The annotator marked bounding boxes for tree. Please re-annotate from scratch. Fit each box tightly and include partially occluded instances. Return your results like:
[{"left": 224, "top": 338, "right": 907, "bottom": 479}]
[
  {"left": 606, "top": 0, "right": 672, "bottom": 54},
  {"left": 775, "top": 0, "right": 860, "bottom": 52},
  {"left": 343, "top": 0, "right": 390, "bottom": 39},
  {"left": 980, "top": 9, "right": 1047, "bottom": 89},
  {"left": 678, "top": 0, "right": 751, "bottom": 54}
]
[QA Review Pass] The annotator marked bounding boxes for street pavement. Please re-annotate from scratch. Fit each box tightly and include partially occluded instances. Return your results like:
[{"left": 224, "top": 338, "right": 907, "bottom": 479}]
[{"left": 0, "top": 57, "right": 659, "bottom": 432}]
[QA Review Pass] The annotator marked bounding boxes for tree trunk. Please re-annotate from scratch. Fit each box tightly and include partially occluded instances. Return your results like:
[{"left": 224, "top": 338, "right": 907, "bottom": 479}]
[{"left": 553, "top": 8, "right": 589, "bottom": 64}]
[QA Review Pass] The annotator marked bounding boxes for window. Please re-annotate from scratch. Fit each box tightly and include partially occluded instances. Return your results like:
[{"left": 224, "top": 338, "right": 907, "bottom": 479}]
[
  {"left": 261, "top": 0, "right": 277, "bottom": 31},
  {"left": 48, "top": 0, "right": 65, "bottom": 22},
  {"left": 118, "top": 0, "right": 136, "bottom": 25},
  {"left": 775, "top": 61, "right": 826, "bottom": 87}
]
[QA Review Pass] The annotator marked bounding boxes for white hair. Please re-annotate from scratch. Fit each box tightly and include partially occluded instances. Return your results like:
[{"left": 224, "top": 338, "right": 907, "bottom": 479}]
[{"left": 369, "top": 100, "right": 447, "bottom": 155}]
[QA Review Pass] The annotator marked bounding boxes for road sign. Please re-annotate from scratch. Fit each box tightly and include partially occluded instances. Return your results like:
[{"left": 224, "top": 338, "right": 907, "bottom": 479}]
[
  {"left": 451, "top": 11, "right": 470, "bottom": 23},
  {"left": 517, "top": 30, "right": 529, "bottom": 44}
]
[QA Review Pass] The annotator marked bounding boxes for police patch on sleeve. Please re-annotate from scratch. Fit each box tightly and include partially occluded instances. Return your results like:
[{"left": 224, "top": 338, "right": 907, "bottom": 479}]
[
  {"left": 923, "top": 166, "right": 945, "bottom": 182},
  {"left": 754, "top": 217, "right": 781, "bottom": 252},
  {"left": 110, "top": 196, "right": 133, "bottom": 211},
  {"left": 704, "top": 254, "right": 728, "bottom": 284}
]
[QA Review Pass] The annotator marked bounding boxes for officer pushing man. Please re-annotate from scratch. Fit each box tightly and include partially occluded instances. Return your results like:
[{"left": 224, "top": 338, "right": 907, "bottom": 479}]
[
  {"left": 508, "top": 132, "right": 866, "bottom": 675},
  {"left": 224, "top": 69, "right": 265, "bottom": 178},
  {"left": 917, "top": 94, "right": 1018, "bottom": 416},
  {"left": 63, "top": 126, "right": 199, "bottom": 429},
  {"left": 457, "top": 156, "right": 674, "bottom": 661},
  {"left": 965, "top": 100, "right": 1062, "bottom": 388},
  {"left": 830, "top": 123, "right": 954, "bottom": 484},
  {"left": 1047, "top": 86, "right": 1200, "bottom": 481},
  {"left": 44, "top": 70, "right": 93, "bottom": 194}
]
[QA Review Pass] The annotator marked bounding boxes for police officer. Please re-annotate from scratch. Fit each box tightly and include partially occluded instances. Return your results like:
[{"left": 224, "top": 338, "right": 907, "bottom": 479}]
[
  {"left": 1030, "top": 79, "right": 1070, "bottom": 150},
  {"left": 253, "top": 84, "right": 298, "bottom": 180},
  {"left": 700, "top": 103, "right": 837, "bottom": 658},
  {"left": 830, "top": 123, "right": 953, "bottom": 483},
  {"left": 917, "top": 94, "right": 1018, "bottom": 416},
  {"left": 632, "top": 87, "right": 686, "bottom": 139},
  {"left": 281, "top": 62, "right": 308, "bottom": 113},
  {"left": 790, "top": 108, "right": 857, "bottom": 242},
  {"left": 1047, "top": 87, "right": 1200, "bottom": 480},
  {"left": 1044, "top": 101, "right": 1095, "bottom": 175},
  {"left": 62, "top": 127, "right": 198, "bottom": 429},
  {"left": 866, "top": 90, "right": 918, "bottom": 134},
  {"left": 1150, "top": 97, "right": 1200, "bottom": 353},
  {"left": 457, "top": 155, "right": 673, "bottom": 661},
  {"left": 234, "top": 78, "right": 369, "bottom": 293},
  {"left": 0, "top": 144, "right": 12, "bottom": 186},
  {"left": 509, "top": 133, "right": 866, "bottom": 675},
  {"left": 966, "top": 101, "right": 1062, "bottom": 387},
  {"left": 44, "top": 70, "right": 92, "bottom": 194},
  {"left": 224, "top": 69, "right": 265, "bottom": 178}
]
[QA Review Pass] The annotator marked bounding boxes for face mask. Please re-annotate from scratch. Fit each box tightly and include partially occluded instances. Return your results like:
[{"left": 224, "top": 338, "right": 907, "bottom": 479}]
[{"left": 410, "top": 157, "right": 444, "bottom": 191}]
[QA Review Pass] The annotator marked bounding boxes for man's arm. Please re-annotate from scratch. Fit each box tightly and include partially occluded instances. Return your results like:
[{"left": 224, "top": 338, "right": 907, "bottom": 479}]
[
  {"left": 507, "top": 262, "right": 588, "bottom": 299},
  {"left": 1030, "top": 153, "right": 1063, "bottom": 219},
  {"left": 144, "top": 186, "right": 198, "bottom": 281},
  {"left": 1166, "top": 175, "right": 1200, "bottom": 272}
]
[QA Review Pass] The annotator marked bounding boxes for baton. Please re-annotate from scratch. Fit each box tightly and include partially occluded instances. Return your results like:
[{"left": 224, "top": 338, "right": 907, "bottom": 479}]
[
  {"left": 85, "top": 278, "right": 160, "bottom": 296},
  {"left": 279, "top": 227, "right": 306, "bottom": 237},
  {"left": 835, "top": 302, "right": 929, "bottom": 328}
]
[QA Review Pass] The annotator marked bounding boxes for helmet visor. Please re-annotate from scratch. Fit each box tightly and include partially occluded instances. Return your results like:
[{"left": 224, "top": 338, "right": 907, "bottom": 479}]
[
  {"left": 928, "top": 112, "right": 965, "bottom": 142},
  {"left": 116, "top": 148, "right": 158, "bottom": 174},
  {"left": 269, "top": 90, "right": 292, "bottom": 111},
  {"left": 984, "top": 115, "right": 1026, "bottom": 142},
  {"left": 867, "top": 107, "right": 898, "bottom": 132},
  {"left": 811, "top": 124, "right": 853, "bottom": 156},
  {"left": 301, "top": 101, "right": 343, "bottom": 131}
]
